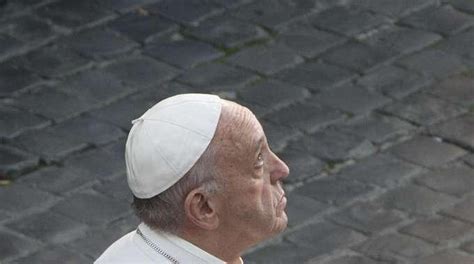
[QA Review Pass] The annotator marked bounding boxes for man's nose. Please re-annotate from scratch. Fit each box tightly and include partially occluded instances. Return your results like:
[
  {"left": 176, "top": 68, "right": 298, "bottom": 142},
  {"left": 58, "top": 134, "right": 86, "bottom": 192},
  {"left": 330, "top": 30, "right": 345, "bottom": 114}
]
[{"left": 270, "top": 152, "right": 290, "bottom": 183}]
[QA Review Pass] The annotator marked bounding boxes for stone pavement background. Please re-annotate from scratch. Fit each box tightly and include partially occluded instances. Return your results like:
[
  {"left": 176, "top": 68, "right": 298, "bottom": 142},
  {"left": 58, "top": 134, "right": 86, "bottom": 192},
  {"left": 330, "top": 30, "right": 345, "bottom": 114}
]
[{"left": 0, "top": 0, "right": 474, "bottom": 263}]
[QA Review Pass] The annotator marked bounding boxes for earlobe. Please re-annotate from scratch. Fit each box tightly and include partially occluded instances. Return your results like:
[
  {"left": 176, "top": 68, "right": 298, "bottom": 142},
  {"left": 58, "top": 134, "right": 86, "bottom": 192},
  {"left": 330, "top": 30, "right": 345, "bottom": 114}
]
[{"left": 184, "top": 188, "right": 219, "bottom": 230}]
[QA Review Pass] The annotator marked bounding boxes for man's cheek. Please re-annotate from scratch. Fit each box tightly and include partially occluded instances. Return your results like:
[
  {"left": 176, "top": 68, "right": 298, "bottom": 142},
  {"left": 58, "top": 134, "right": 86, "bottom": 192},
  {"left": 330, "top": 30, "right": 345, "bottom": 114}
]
[{"left": 248, "top": 179, "right": 266, "bottom": 197}]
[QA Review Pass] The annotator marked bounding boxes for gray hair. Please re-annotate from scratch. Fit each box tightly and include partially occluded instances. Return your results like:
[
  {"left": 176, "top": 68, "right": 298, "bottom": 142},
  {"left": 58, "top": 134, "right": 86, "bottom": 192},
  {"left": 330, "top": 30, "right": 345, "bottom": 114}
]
[{"left": 132, "top": 142, "right": 219, "bottom": 234}]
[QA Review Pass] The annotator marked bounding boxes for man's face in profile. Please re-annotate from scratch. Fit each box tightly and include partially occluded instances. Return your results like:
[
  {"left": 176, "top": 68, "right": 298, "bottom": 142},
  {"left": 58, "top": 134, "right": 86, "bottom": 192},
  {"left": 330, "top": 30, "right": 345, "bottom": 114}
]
[{"left": 212, "top": 101, "right": 290, "bottom": 245}]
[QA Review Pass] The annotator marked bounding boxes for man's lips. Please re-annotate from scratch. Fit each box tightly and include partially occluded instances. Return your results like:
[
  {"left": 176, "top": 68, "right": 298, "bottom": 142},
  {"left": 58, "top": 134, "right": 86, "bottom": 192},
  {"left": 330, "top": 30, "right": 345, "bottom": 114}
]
[{"left": 276, "top": 192, "right": 287, "bottom": 216}]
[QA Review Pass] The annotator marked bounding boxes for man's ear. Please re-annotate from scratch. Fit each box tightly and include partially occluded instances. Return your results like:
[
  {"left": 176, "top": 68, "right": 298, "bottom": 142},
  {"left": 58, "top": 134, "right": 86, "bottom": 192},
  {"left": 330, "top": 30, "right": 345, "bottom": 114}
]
[{"left": 184, "top": 188, "right": 219, "bottom": 230}]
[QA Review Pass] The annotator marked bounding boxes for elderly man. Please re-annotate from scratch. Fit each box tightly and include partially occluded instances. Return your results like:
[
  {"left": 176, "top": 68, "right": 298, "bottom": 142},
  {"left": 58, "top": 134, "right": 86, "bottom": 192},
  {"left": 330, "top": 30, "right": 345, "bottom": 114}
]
[{"left": 95, "top": 94, "right": 289, "bottom": 263}]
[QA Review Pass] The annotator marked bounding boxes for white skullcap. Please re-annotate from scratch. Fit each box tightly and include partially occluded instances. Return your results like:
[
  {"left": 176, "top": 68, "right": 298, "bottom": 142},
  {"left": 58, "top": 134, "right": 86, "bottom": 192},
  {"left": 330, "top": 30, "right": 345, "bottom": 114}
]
[{"left": 125, "top": 93, "right": 222, "bottom": 199}]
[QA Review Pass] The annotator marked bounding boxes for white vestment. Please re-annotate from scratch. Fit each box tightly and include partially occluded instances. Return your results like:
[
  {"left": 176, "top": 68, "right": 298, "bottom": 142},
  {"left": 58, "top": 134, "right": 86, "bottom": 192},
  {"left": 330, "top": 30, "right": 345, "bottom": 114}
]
[{"left": 95, "top": 223, "right": 243, "bottom": 264}]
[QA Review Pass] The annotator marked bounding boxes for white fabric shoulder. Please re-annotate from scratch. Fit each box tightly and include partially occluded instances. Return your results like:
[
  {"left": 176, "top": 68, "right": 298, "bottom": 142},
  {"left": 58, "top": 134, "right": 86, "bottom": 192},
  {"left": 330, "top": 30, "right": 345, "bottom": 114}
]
[
  {"left": 94, "top": 229, "right": 170, "bottom": 264},
  {"left": 137, "top": 223, "right": 225, "bottom": 264},
  {"left": 95, "top": 223, "right": 232, "bottom": 264}
]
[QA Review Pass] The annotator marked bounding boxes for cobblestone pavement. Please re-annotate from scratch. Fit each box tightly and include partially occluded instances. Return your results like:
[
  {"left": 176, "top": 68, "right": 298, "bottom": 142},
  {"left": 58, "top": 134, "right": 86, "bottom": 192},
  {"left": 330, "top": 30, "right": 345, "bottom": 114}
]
[{"left": 1, "top": 0, "right": 474, "bottom": 263}]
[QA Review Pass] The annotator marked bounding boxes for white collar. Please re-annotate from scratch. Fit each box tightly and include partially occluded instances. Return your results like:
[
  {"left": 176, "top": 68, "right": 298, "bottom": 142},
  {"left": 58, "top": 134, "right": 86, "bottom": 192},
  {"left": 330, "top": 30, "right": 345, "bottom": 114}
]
[{"left": 137, "top": 223, "right": 243, "bottom": 264}]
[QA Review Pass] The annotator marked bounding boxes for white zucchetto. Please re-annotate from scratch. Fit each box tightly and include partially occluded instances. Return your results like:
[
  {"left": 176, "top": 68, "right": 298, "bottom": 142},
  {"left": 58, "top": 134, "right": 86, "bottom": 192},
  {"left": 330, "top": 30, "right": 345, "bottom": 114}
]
[{"left": 125, "top": 93, "right": 222, "bottom": 199}]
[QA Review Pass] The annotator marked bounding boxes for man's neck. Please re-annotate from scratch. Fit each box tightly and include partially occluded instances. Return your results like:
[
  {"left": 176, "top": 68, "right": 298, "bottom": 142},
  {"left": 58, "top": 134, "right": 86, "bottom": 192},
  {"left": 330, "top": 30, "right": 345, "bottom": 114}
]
[{"left": 178, "top": 228, "right": 245, "bottom": 263}]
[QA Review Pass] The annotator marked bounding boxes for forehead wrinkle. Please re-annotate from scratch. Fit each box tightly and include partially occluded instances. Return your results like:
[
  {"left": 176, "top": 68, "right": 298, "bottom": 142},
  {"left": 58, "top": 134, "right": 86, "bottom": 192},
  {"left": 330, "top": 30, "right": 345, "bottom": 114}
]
[
  {"left": 211, "top": 100, "right": 265, "bottom": 185},
  {"left": 219, "top": 100, "right": 256, "bottom": 144}
]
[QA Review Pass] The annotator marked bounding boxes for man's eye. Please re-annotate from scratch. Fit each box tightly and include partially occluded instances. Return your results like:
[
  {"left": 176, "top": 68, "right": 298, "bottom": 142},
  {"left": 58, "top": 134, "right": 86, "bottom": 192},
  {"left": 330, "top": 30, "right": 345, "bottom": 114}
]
[{"left": 256, "top": 153, "right": 264, "bottom": 166}]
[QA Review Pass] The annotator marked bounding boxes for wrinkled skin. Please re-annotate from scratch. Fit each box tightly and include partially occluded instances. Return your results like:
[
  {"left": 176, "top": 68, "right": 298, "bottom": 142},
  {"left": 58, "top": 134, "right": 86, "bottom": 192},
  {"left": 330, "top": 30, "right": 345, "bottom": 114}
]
[{"left": 213, "top": 100, "right": 290, "bottom": 247}]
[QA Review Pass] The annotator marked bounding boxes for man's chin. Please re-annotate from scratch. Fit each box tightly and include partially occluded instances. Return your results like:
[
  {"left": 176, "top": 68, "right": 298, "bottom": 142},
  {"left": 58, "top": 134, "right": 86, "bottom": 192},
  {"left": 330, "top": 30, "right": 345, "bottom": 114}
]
[{"left": 273, "top": 212, "right": 288, "bottom": 233}]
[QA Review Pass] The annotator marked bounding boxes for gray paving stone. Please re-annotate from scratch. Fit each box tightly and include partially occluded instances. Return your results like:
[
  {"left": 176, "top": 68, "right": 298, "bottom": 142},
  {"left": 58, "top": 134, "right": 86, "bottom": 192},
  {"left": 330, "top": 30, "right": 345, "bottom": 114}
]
[
  {"left": 312, "top": 84, "right": 391, "bottom": 115},
  {"left": 231, "top": 0, "right": 316, "bottom": 30},
  {"left": 0, "top": 145, "right": 39, "bottom": 176},
  {"left": 93, "top": 174, "right": 131, "bottom": 202},
  {"left": 0, "top": 62, "right": 41, "bottom": 97},
  {"left": 360, "top": 26, "right": 441, "bottom": 55},
  {"left": 276, "top": 21, "right": 346, "bottom": 58},
  {"left": 101, "top": 137, "right": 127, "bottom": 158},
  {"left": 90, "top": 82, "right": 190, "bottom": 130},
  {"left": 0, "top": 229, "right": 39, "bottom": 261},
  {"left": 0, "top": 184, "right": 56, "bottom": 213},
  {"left": 244, "top": 241, "right": 318, "bottom": 264},
  {"left": 447, "top": 0, "right": 474, "bottom": 13},
  {"left": 462, "top": 239, "right": 474, "bottom": 253},
  {"left": 18, "top": 44, "right": 92, "bottom": 77},
  {"left": 338, "top": 114, "right": 416, "bottom": 144},
  {"left": 338, "top": 153, "right": 421, "bottom": 188},
  {"left": 52, "top": 192, "right": 130, "bottom": 226},
  {"left": 104, "top": 55, "right": 179, "bottom": 89},
  {"left": 108, "top": 10, "right": 178, "bottom": 43},
  {"left": 319, "top": 255, "right": 381, "bottom": 264},
  {"left": 99, "top": 0, "right": 160, "bottom": 13},
  {"left": 53, "top": 115, "right": 125, "bottom": 146},
  {"left": 7, "top": 211, "right": 88, "bottom": 244},
  {"left": 0, "top": 15, "right": 56, "bottom": 43},
  {"left": 464, "top": 154, "right": 474, "bottom": 167},
  {"left": 226, "top": 44, "right": 303, "bottom": 75},
  {"left": 0, "top": 209, "right": 11, "bottom": 223},
  {"left": 211, "top": 0, "right": 251, "bottom": 9},
  {"left": 60, "top": 69, "right": 133, "bottom": 104},
  {"left": 400, "top": 216, "right": 473, "bottom": 244},
  {"left": 437, "top": 27, "right": 474, "bottom": 61},
  {"left": 285, "top": 193, "right": 328, "bottom": 227},
  {"left": 356, "top": 65, "right": 430, "bottom": 99},
  {"left": 415, "top": 250, "right": 474, "bottom": 264},
  {"left": 289, "top": 127, "right": 376, "bottom": 162},
  {"left": 355, "top": 233, "right": 434, "bottom": 262},
  {"left": 265, "top": 101, "right": 345, "bottom": 134},
  {"left": 13, "top": 128, "right": 87, "bottom": 161},
  {"left": 64, "top": 147, "right": 126, "bottom": 181},
  {"left": 295, "top": 177, "right": 373, "bottom": 206},
  {"left": 63, "top": 27, "right": 138, "bottom": 60},
  {"left": 177, "top": 62, "right": 259, "bottom": 94},
  {"left": 0, "top": 0, "right": 45, "bottom": 19},
  {"left": 400, "top": 5, "right": 474, "bottom": 36},
  {"left": 287, "top": 221, "right": 366, "bottom": 256},
  {"left": 0, "top": 34, "right": 21, "bottom": 58},
  {"left": 93, "top": 135, "right": 125, "bottom": 157},
  {"left": 382, "top": 93, "right": 466, "bottom": 126},
  {"left": 146, "top": 0, "right": 222, "bottom": 26},
  {"left": 259, "top": 120, "right": 300, "bottom": 153},
  {"left": 11, "top": 85, "right": 92, "bottom": 122},
  {"left": 430, "top": 113, "right": 474, "bottom": 149},
  {"left": 237, "top": 80, "right": 310, "bottom": 116},
  {"left": 19, "top": 166, "right": 91, "bottom": 195},
  {"left": 145, "top": 38, "right": 223, "bottom": 68},
  {"left": 67, "top": 214, "right": 138, "bottom": 259},
  {"left": 396, "top": 49, "right": 467, "bottom": 79},
  {"left": 37, "top": 0, "right": 114, "bottom": 29},
  {"left": 185, "top": 16, "right": 268, "bottom": 49},
  {"left": 427, "top": 75, "right": 474, "bottom": 107},
  {"left": 389, "top": 136, "right": 467, "bottom": 168},
  {"left": 277, "top": 148, "right": 326, "bottom": 183},
  {"left": 277, "top": 62, "right": 356, "bottom": 92},
  {"left": 14, "top": 246, "right": 90, "bottom": 264},
  {"left": 309, "top": 6, "right": 388, "bottom": 36},
  {"left": 322, "top": 41, "right": 396, "bottom": 73},
  {"left": 0, "top": 105, "right": 49, "bottom": 138},
  {"left": 330, "top": 200, "right": 404, "bottom": 235},
  {"left": 378, "top": 184, "right": 456, "bottom": 216},
  {"left": 442, "top": 196, "right": 474, "bottom": 224},
  {"left": 351, "top": 0, "right": 438, "bottom": 18}
]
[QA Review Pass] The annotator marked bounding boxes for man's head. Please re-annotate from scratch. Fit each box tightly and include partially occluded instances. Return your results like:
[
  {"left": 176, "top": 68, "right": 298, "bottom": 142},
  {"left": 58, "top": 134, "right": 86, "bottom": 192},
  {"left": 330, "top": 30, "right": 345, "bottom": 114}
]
[
  {"left": 205, "top": 100, "right": 289, "bottom": 244},
  {"left": 128, "top": 94, "right": 289, "bottom": 250}
]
